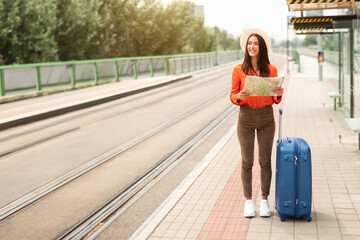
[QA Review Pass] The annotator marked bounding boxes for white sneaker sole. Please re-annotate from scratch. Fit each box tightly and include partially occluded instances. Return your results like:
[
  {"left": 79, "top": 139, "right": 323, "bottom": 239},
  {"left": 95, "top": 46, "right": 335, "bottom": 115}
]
[
  {"left": 244, "top": 213, "right": 255, "bottom": 218},
  {"left": 259, "top": 212, "right": 271, "bottom": 217}
]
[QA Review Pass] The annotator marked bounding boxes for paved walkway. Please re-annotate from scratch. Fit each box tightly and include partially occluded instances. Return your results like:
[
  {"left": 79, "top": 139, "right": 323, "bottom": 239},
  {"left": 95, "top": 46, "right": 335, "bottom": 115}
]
[
  {"left": 0, "top": 73, "right": 191, "bottom": 130},
  {"left": 130, "top": 72, "right": 360, "bottom": 240}
]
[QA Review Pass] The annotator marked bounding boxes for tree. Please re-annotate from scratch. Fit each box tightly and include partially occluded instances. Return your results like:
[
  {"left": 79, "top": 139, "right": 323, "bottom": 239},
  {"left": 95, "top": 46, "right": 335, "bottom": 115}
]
[
  {"left": 302, "top": 35, "right": 317, "bottom": 47},
  {"left": 160, "top": 0, "right": 194, "bottom": 54},
  {"left": 0, "top": 0, "right": 240, "bottom": 64},
  {"left": 54, "top": 0, "right": 115, "bottom": 61},
  {"left": 322, "top": 35, "right": 338, "bottom": 51},
  {"left": 105, "top": 0, "right": 140, "bottom": 57},
  {"left": 0, "top": 0, "right": 58, "bottom": 64},
  {"left": 132, "top": 0, "right": 168, "bottom": 56},
  {"left": 106, "top": 0, "right": 200, "bottom": 57},
  {"left": 183, "top": 17, "right": 213, "bottom": 53}
]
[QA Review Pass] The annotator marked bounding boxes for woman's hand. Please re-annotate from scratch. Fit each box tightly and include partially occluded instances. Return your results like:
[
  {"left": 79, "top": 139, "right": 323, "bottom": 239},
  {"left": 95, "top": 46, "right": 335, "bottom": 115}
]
[
  {"left": 273, "top": 87, "right": 283, "bottom": 97},
  {"left": 237, "top": 90, "right": 250, "bottom": 100}
]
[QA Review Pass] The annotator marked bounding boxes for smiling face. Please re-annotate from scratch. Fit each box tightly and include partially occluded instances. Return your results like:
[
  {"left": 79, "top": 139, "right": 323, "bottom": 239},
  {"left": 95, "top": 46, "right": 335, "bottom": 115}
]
[{"left": 247, "top": 35, "right": 259, "bottom": 58}]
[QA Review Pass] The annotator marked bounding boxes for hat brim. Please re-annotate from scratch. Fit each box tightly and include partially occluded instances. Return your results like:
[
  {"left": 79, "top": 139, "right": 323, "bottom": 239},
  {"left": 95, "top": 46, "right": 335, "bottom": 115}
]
[{"left": 240, "top": 28, "right": 271, "bottom": 53}]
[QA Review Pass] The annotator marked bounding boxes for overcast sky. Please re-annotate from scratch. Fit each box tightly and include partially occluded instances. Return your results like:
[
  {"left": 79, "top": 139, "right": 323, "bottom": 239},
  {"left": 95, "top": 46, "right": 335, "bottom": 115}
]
[{"left": 161, "top": 0, "right": 291, "bottom": 42}]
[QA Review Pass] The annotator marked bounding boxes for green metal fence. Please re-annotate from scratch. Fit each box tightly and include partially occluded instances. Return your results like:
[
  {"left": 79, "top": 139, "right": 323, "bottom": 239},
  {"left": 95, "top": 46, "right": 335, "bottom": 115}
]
[{"left": 0, "top": 50, "right": 243, "bottom": 97}]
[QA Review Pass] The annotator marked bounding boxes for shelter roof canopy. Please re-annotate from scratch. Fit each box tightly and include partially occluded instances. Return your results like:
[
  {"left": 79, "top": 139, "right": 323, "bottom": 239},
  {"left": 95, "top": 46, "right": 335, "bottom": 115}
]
[{"left": 287, "top": 0, "right": 358, "bottom": 12}]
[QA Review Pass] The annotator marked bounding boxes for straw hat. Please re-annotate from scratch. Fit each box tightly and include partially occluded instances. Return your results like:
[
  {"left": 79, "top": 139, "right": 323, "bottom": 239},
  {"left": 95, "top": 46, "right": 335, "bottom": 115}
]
[{"left": 240, "top": 28, "right": 271, "bottom": 53}]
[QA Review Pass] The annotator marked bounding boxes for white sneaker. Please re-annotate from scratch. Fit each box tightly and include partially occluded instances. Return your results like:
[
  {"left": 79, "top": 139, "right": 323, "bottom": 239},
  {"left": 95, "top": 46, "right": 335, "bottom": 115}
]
[
  {"left": 244, "top": 199, "right": 255, "bottom": 217},
  {"left": 259, "top": 199, "right": 271, "bottom": 217}
]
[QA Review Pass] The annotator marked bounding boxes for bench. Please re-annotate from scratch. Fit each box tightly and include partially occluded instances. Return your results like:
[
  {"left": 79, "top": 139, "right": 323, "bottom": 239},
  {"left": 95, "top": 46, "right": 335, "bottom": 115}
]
[
  {"left": 345, "top": 118, "right": 360, "bottom": 150},
  {"left": 328, "top": 92, "right": 341, "bottom": 110}
]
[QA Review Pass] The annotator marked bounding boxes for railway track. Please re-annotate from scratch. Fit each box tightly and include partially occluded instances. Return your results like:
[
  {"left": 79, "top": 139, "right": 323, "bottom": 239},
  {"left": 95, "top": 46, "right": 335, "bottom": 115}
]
[
  {"left": 56, "top": 105, "right": 237, "bottom": 240},
  {"left": 0, "top": 87, "right": 230, "bottom": 222},
  {"left": 0, "top": 63, "right": 244, "bottom": 240}
]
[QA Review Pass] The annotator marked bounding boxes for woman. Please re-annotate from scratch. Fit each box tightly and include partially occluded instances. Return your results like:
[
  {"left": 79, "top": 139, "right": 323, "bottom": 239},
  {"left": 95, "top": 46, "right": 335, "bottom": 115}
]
[{"left": 230, "top": 28, "right": 283, "bottom": 217}]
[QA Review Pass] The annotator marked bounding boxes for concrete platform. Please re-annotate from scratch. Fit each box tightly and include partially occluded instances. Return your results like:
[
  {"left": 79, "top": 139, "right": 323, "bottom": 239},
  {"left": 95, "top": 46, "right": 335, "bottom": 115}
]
[
  {"left": 1, "top": 61, "right": 359, "bottom": 239},
  {"left": 0, "top": 74, "right": 191, "bottom": 131},
  {"left": 129, "top": 72, "right": 360, "bottom": 240}
]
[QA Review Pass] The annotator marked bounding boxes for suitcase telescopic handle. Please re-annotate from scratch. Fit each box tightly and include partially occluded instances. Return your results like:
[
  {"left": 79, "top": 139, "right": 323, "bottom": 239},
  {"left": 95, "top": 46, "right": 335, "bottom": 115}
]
[{"left": 278, "top": 109, "right": 283, "bottom": 142}]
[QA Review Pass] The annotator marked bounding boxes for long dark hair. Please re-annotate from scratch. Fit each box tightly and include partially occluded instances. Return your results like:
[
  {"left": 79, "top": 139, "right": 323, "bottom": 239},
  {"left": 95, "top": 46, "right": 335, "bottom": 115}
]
[{"left": 241, "top": 33, "right": 270, "bottom": 77}]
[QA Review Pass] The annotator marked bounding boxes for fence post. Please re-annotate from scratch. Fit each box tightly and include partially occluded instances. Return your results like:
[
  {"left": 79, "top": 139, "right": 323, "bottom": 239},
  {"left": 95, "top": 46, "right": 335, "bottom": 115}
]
[
  {"left": 115, "top": 61, "right": 120, "bottom": 82},
  {"left": 188, "top": 56, "right": 190, "bottom": 72},
  {"left": 71, "top": 64, "right": 76, "bottom": 88},
  {"left": 134, "top": 60, "right": 138, "bottom": 79},
  {"left": 0, "top": 69, "right": 5, "bottom": 96},
  {"left": 150, "top": 58, "right": 154, "bottom": 77},
  {"left": 36, "top": 67, "right": 42, "bottom": 91},
  {"left": 194, "top": 56, "right": 197, "bottom": 70},
  {"left": 165, "top": 58, "right": 170, "bottom": 75},
  {"left": 94, "top": 63, "right": 99, "bottom": 84},
  {"left": 173, "top": 58, "right": 176, "bottom": 74},
  {"left": 181, "top": 56, "right": 184, "bottom": 73}
]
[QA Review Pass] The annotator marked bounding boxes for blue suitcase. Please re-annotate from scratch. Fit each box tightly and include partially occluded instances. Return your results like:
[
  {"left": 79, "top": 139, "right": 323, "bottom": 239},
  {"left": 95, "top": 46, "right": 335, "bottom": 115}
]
[{"left": 275, "top": 109, "right": 312, "bottom": 222}]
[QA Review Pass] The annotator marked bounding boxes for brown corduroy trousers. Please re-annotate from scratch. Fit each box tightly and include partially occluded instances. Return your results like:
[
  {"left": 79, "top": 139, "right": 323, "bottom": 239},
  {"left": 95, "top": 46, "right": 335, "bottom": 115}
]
[{"left": 237, "top": 105, "right": 275, "bottom": 199}]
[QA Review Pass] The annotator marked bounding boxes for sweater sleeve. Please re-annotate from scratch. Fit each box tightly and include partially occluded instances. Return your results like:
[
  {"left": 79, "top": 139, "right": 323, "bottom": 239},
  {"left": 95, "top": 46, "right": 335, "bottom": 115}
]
[{"left": 230, "top": 66, "right": 242, "bottom": 106}]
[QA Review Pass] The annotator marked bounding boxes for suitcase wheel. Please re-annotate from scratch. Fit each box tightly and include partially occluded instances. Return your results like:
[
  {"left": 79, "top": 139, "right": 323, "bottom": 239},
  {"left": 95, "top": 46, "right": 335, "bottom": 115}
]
[
  {"left": 280, "top": 216, "right": 286, "bottom": 222},
  {"left": 306, "top": 216, "right": 312, "bottom": 222}
]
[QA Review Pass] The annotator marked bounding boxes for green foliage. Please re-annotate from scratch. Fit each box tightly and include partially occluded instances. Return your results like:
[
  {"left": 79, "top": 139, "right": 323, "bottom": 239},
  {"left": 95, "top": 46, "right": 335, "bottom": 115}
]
[
  {"left": 54, "top": 0, "right": 115, "bottom": 61},
  {"left": 0, "top": 0, "right": 238, "bottom": 64},
  {"left": 302, "top": 35, "right": 338, "bottom": 51},
  {"left": 183, "top": 21, "right": 213, "bottom": 53},
  {"left": 0, "top": 0, "right": 59, "bottom": 64},
  {"left": 322, "top": 35, "right": 338, "bottom": 51},
  {"left": 302, "top": 35, "right": 317, "bottom": 47}
]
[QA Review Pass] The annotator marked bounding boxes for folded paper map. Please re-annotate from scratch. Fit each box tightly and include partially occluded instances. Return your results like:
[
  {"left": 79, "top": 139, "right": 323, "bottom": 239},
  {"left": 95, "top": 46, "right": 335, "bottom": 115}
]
[{"left": 243, "top": 75, "right": 284, "bottom": 96}]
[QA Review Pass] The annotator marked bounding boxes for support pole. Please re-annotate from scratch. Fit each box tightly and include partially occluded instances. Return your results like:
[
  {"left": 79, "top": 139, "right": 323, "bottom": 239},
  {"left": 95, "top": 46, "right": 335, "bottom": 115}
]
[
  {"left": 318, "top": 35, "right": 323, "bottom": 81},
  {"left": 287, "top": 16, "right": 290, "bottom": 74},
  {"left": 94, "top": 63, "right": 99, "bottom": 84},
  {"left": 36, "top": 67, "right": 42, "bottom": 91},
  {"left": 115, "top": 61, "right": 120, "bottom": 82},
  {"left": 338, "top": 32, "right": 342, "bottom": 107},
  {"left": 150, "top": 59, "right": 154, "bottom": 77},
  {"left": 134, "top": 60, "right": 138, "bottom": 79},
  {"left": 0, "top": 69, "right": 5, "bottom": 96},
  {"left": 318, "top": 11, "right": 323, "bottom": 81},
  {"left": 350, "top": 26, "right": 354, "bottom": 118},
  {"left": 71, "top": 64, "right": 76, "bottom": 88}
]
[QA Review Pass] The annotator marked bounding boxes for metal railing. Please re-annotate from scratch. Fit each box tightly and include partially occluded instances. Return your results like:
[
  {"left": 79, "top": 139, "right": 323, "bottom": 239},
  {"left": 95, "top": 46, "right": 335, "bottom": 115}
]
[
  {"left": 0, "top": 50, "right": 243, "bottom": 97},
  {"left": 296, "top": 49, "right": 360, "bottom": 72},
  {"left": 272, "top": 48, "right": 360, "bottom": 73}
]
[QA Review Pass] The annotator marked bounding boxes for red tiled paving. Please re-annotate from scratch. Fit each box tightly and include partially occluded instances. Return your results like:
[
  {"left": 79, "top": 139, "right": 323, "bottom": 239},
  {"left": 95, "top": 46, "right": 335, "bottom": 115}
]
[
  {"left": 132, "top": 66, "right": 360, "bottom": 240},
  {"left": 198, "top": 75, "right": 289, "bottom": 240},
  {"left": 197, "top": 143, "right": 260, "bottom": 240}
]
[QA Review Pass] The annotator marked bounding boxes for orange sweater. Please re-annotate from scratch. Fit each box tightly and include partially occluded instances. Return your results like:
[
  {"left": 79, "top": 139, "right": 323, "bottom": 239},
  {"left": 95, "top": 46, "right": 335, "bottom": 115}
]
[{"left": 230, "top": 63, "right": 282, "bottom": 108}]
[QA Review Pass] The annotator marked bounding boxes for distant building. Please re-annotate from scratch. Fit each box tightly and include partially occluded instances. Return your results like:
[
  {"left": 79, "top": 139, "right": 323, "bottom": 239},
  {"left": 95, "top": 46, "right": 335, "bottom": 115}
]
[{"left": 193, "top": 5, "right": 204, "bottom": 18}]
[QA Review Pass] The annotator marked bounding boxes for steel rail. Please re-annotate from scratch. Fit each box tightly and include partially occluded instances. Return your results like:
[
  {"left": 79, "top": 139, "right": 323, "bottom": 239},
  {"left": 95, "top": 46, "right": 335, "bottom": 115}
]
[
  {"left": 0, "top": 88, "right": 230, "bottom": 221},
  {"left": 56, "top": 105, "right": 238, "bottom": 240}
]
